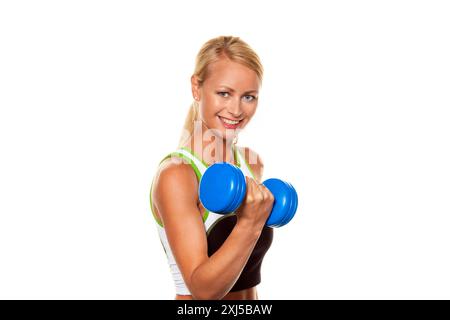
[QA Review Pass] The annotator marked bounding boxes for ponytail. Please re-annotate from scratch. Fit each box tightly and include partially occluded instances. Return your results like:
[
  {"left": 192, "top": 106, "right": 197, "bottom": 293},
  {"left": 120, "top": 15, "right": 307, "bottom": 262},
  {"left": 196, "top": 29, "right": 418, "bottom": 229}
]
[{"left": 177, "top": 101, "right": 198, "bottom": 148}]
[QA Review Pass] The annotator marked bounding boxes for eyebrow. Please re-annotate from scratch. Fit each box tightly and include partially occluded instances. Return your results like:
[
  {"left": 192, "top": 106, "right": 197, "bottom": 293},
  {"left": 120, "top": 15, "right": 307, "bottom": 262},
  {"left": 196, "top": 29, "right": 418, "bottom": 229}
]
[{"left": 220, "top": 85, "right": 259, "bottom": 94}]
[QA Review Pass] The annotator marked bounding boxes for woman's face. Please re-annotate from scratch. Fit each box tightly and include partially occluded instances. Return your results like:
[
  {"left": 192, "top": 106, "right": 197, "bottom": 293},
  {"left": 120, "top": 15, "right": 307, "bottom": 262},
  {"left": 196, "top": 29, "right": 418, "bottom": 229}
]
[{"left": 192, "top": 57, "right": 261, "bottom": 142}]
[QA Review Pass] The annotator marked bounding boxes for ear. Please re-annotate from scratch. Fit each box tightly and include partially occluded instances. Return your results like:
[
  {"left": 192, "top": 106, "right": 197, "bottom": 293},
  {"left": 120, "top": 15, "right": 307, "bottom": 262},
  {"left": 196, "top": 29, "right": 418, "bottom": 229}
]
[{"left": 191, "top": 75, "right": 201, "bottom": 101}]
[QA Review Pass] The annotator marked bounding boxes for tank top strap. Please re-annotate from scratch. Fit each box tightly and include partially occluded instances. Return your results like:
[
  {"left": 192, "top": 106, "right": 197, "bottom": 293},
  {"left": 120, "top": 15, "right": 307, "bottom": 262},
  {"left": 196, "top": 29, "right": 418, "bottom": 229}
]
[
  {"left": 234, "top": 146, "right": 256, "bottom": 180},
  {"left": 175, "top": 147, "right": 209, "bottom": 176}
]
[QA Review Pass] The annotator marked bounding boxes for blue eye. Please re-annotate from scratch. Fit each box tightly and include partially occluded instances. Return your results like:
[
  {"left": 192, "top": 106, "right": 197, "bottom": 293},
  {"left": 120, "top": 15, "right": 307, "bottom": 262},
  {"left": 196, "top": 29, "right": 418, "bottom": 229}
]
[
  {"left": 243, "top": 95, "right": 256, "bottom": 102},
  {"left": 218, "top": 91, "right": 229, "bottom": 97}
]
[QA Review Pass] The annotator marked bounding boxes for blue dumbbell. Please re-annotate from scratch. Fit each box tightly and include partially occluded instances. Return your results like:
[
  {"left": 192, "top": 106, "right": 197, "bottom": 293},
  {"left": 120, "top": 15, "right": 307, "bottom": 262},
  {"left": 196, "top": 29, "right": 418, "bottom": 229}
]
[{"left": 199, "top": 162, "right": 298, "bottom": 228}]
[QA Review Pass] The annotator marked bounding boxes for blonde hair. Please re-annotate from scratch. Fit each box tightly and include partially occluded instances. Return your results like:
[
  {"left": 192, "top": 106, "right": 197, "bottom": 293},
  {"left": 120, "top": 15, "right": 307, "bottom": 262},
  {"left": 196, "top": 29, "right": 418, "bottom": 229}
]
[{"left": 178, "top": 36, "right": 264, "bottom": 148}]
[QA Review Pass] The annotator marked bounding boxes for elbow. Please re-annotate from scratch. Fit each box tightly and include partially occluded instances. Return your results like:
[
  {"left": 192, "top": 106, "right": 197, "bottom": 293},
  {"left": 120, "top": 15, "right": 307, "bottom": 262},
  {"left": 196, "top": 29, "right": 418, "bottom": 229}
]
[
  {"left": 190, "top": 292, "right": 209, "bottom": 300},
  {"left": 188, "top": 265, "right": 229, "bottom": 300},
  {"left": 188, "top": 281, "right": 224, "bottom": 300},
  {"left": 188, "top": 274, "right": 226, "bottom": 300},
  {"left": 190, "top": 289, "right": 224, "bottom": 300}
]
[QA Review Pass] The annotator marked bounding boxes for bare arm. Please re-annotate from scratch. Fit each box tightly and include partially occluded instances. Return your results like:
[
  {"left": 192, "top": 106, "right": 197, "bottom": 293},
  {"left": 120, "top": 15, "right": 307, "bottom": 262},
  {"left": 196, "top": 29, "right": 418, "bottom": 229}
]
[{"left": 153, "top": 156, "right": 273, "bottom": 300}]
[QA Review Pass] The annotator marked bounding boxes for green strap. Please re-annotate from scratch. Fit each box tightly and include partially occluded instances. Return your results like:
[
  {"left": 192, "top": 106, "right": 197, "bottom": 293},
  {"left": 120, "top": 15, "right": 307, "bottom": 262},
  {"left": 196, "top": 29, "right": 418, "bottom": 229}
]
[
  {"left": 234, "top": 145, "right": 241, "bottom": 167},
  {"left": 149, "top": 151, "right": 208, "bottom": 228},
  {"left": 242, "top": 153, "right": 256, "bottom": 179},
  {"left": 180, "top": 146, "right": 210, "bottom": 168},
  {"left": 235, "top": 146, "right": 256, "bottom": 179}
]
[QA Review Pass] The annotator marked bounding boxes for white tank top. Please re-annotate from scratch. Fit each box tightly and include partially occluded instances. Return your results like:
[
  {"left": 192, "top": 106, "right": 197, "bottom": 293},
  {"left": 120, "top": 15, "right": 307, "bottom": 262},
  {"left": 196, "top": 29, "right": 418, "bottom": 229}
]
[{"left": 149, "top": 145, "right": 255, "bottom": 295}]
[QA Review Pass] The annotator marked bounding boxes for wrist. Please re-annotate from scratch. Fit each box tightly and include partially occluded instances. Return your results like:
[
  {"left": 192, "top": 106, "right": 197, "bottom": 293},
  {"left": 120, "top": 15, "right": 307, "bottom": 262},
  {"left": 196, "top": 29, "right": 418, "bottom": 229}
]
[{"left": 235, "top": 218, "right": 264, "bottom": 239}]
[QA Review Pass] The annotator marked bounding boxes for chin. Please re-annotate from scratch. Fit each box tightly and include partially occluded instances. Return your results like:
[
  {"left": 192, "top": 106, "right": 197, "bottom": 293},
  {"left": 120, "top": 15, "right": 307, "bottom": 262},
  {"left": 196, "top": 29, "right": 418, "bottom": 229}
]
[
  {"left": 201, "top": 117, "right": 245, "bottom": 142},
  {"left": 206, "top": 127, "right": 235, "bottom": 143}
]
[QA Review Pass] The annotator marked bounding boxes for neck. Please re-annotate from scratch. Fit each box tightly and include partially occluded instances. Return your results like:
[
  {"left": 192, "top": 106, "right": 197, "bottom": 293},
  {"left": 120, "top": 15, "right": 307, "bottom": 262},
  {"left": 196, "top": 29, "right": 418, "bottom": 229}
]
[{"left": 184, "top": 121, "right": 237, "bottom": 166}]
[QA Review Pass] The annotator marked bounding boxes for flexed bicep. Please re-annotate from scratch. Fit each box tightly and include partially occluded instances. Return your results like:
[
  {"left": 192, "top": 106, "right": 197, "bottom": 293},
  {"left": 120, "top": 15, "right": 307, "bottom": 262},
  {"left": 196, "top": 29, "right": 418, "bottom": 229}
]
[{"left": 152, "top": 160, "right": 208, "bottom": 293}]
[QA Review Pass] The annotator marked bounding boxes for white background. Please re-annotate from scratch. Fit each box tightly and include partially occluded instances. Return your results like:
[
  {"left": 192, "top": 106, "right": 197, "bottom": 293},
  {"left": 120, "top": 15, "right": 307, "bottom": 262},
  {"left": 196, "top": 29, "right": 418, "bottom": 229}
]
[{"left": 1, "top": 1, "right": 449, "bottom": 299}]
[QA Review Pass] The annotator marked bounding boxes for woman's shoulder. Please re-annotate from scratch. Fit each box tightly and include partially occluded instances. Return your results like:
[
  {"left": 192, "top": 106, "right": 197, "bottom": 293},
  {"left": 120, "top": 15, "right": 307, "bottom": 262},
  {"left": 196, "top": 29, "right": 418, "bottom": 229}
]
[
  {"left": 152, "top": 155, "right": 199, "bottom": 208},
  {"left": 237, "top": 146, "right": 265, "bottom": 183}
]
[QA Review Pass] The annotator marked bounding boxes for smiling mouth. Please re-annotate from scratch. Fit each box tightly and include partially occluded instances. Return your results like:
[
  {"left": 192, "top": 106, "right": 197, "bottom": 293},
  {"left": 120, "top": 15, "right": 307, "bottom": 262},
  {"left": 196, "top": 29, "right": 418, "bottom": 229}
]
[{"left": 218, "top": 116, "right": 243, "bottom": 129}]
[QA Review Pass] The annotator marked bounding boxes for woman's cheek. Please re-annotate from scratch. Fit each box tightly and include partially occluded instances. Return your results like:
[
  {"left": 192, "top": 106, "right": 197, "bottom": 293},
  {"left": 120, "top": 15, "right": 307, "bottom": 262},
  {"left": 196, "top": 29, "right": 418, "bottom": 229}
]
[
  {"left": 212, "top": 96, "right": 225, "bottom": 111},
  {"left": 205, "top": 96, "right": 219, "bottom": 114},
  {"left": 243, "top": 104, "right": 256, "bottom": 118}
]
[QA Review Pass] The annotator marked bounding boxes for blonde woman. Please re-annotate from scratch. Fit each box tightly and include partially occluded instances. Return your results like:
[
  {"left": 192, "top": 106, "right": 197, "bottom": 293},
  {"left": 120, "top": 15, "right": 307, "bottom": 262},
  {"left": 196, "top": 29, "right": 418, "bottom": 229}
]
[{"left": 150, "top": 36, "right": 275, "bottom": 300}]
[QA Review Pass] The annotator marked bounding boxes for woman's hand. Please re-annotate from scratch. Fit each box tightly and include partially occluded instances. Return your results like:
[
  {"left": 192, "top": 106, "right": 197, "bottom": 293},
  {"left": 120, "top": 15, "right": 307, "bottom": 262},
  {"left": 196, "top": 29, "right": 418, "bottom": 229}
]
[{"left": 235, "top": 176, "right": 275, "bottom": 231}]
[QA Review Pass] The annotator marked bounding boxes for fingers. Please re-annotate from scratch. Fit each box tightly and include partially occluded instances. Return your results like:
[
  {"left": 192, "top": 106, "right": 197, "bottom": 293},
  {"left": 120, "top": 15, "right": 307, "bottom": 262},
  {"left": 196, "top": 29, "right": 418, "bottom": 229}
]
[
  {"left": 246, "top": 176, "right": 272, "bottom": 203},
  {"left": 255, "top": 182, "right": 265, "bottom": 202},
  {"left": 262, "top": 184, "right": 275, "bottom": 202},
  {"left": 255, "top": 180, "right": 275, "bottom": 203}
]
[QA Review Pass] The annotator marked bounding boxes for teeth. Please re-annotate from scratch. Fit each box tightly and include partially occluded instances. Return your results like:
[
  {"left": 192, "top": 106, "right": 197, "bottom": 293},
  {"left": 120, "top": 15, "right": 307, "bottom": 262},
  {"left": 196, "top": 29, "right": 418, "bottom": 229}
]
[{"left": 220, "top": 117, "right": 240, "bottom": 125}]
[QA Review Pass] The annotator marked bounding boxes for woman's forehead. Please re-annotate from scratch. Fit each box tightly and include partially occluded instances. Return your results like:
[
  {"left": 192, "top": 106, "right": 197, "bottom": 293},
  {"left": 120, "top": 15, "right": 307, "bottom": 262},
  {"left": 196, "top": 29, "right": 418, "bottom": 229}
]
[{"left": 205, "top": 58, "right": 260, "bottom": 88}]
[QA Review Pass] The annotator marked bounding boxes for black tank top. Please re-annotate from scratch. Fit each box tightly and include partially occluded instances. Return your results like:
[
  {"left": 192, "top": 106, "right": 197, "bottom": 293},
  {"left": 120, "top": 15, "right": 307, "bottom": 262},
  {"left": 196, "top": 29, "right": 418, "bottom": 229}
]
[{"left": 207, "top": 214, "right": 273, "bottom": 292}]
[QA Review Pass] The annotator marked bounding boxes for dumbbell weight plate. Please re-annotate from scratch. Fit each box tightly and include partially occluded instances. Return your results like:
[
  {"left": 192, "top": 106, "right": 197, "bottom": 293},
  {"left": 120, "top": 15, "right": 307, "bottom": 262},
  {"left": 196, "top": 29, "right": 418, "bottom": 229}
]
[
  {"left": 224, "top": 164, "right": 246, "bottom": 213},
  {"left": 275, "top": 180, "right": 298, "bottom": 227},
  {"left": 263, "top": 178, "right": 298, "bottom": 227},
  {"left": 199, "top": 162, "right": 245, "bottom": 214}
]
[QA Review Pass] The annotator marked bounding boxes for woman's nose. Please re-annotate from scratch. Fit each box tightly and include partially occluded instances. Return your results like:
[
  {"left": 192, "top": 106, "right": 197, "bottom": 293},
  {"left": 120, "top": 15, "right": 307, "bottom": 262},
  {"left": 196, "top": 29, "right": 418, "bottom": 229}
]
[{"left": 227, "top": 99, "right": 243, "bottom": 118}]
